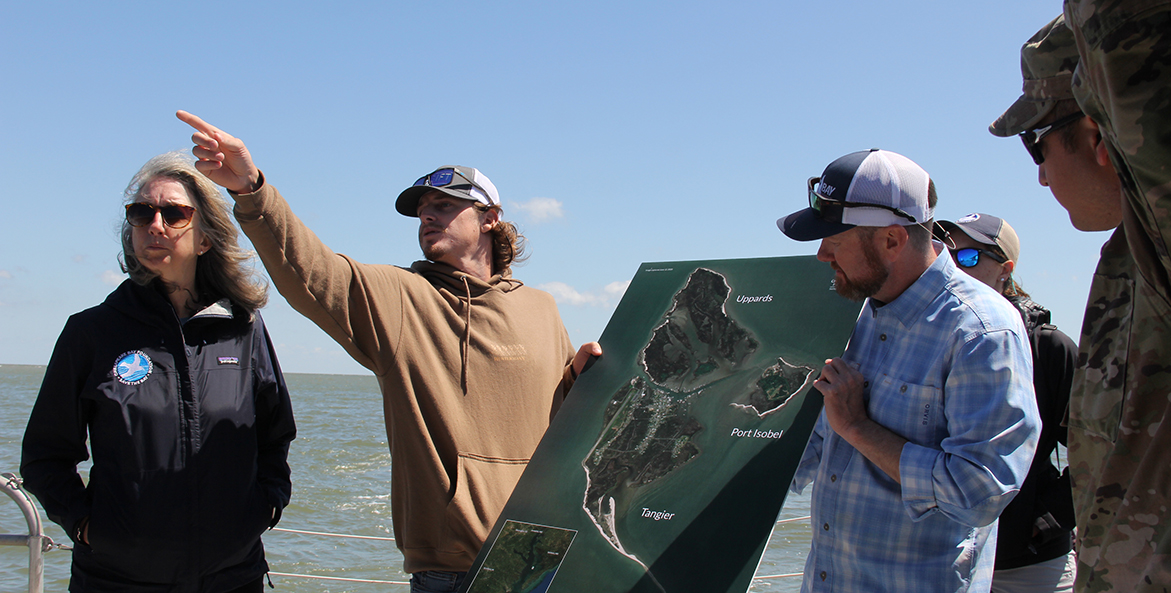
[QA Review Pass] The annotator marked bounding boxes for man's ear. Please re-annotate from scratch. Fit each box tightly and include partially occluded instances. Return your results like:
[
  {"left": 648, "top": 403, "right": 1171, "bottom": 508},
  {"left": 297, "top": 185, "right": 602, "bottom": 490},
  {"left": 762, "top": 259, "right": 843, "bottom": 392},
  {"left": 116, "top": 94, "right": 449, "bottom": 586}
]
[
  {"left": 481, "top": 207, "right": 500, "bottom": 233},
  {"left": 878, "top": 224, "right": 908, "bottom": 263},
  {"left": 1093, "top": 133, "right": 1112, "bottom": 167},
  {"left": 1082, "top": 117, "right": 1113, "bottom": 167}
]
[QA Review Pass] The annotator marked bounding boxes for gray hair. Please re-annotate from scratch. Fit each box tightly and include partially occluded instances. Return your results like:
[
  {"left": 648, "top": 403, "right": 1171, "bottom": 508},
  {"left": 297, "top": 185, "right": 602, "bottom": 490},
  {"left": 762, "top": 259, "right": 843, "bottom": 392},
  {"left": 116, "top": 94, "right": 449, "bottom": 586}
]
[{"left": 119, "top": 151, "right": 268, "bottom": 312}]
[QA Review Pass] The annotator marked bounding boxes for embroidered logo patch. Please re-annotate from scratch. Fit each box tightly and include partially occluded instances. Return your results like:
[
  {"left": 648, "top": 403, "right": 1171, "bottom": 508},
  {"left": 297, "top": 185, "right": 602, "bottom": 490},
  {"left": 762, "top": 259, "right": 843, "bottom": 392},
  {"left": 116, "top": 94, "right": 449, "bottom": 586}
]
[
  {"left": 217, "top": 356, "right": 239, "bottom": 365},
  {"left": 113, "top": 350, "right": 152, "bottom": 385}
]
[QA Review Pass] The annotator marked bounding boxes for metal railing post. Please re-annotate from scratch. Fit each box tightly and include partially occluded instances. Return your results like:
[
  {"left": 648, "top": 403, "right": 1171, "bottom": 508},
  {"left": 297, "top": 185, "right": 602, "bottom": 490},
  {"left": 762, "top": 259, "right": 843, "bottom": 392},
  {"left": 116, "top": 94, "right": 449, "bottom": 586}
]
[{"left": 1, "top": 472, "right": 48, "bottom": 593}]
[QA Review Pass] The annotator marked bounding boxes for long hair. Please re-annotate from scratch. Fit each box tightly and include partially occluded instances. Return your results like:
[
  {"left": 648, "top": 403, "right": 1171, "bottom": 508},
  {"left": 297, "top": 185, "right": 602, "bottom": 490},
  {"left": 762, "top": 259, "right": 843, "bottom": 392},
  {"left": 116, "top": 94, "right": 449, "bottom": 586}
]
[
  {"left": 981, "top": 241, "right": 1031, "bottom": 300},
  {"left": 119, "top": 151, "right": 268, "bottom": 312},
  {"left": 475, "top": 203, "right": 527, "bottom": 274}
]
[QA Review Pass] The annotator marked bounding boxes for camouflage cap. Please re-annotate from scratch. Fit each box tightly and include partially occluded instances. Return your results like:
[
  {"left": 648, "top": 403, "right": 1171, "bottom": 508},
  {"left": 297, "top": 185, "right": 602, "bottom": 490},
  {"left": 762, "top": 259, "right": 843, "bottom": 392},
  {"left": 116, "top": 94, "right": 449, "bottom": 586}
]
[{"left": 989, "top": 15, "right": 1080, "bottom": 137}]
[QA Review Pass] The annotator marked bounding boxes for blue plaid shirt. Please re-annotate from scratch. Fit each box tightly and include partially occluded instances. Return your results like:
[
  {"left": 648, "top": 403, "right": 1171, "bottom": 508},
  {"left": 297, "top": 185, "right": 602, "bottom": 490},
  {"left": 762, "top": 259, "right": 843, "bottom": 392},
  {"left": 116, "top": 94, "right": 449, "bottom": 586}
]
[{"left": 791, "top": 248, "right": 1040, "bottom": 593}]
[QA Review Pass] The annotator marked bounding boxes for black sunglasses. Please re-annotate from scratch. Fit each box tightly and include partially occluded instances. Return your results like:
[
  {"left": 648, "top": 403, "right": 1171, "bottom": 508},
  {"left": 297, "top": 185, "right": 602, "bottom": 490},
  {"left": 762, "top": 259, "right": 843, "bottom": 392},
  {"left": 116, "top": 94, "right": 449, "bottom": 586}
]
[
  {"left": 1020, "top": 112, "right": 1084, "bottom": 165},
  {"left": 807, "top": 177, "right": 917, "bottom": 224},
  {"left": 125, "top": 203, "right": 197, "bottom": 229},
  {"left": 951, "top": 247, "right": 1006, "bottom": 268}
]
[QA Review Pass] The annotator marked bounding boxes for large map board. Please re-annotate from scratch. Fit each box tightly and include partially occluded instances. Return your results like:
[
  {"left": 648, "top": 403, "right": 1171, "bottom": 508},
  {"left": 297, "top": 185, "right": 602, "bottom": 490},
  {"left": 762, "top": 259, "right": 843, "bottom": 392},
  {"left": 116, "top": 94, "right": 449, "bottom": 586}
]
[{"left": 461, "top": 256, "right": 863, "bottom": 593}]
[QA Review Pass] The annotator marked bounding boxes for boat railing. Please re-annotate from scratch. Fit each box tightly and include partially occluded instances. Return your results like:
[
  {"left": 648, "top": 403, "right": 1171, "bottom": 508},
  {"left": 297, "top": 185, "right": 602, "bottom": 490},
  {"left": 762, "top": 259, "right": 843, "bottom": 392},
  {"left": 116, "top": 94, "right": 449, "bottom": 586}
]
[
  {"left": 1, "top": 473, "right": 71, "bottom": 593},
  {"left": 265, "top": 516, "right": 812, "bottom": 588},
  {"left": 3, "top": 478, "right": 808, "bottom": 590}
]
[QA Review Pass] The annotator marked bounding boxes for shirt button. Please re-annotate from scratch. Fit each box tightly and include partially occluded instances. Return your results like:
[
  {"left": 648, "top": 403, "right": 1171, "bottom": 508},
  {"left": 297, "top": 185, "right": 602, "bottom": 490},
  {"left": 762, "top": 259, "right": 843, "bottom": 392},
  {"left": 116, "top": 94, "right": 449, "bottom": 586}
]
[
  {"left": 879, "top": 334, "right": 887, "bottom": 341},
  {"left": 820, "top": 571, "right": 827, "bottom": 581},
  {"left": 863, "top": 381, "right": 869, "bottom": 388},
  {"left": 900, "top": 385, "right": 908, "bottom": 393},
  {"left": 830, "top": 474, "right": 837, "bottom": 482},
  {"left": 823, "top": 523, "right": 830, "bottom": 531}
]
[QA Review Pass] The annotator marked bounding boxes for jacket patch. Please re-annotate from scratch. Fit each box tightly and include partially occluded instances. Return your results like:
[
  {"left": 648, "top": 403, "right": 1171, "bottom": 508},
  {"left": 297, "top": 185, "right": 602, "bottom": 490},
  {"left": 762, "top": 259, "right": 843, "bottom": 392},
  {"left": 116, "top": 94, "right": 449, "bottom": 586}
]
[
  {"left": 113, "top": 350, "right": 153, "bottom": 385},
  {"left": 217, "top": 356, "right": 240, "bottom": 365}
]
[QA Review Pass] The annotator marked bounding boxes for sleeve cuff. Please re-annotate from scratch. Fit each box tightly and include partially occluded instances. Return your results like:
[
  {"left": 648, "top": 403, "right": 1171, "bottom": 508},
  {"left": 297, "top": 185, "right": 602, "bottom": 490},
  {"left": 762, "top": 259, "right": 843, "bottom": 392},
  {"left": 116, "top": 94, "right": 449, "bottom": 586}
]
[
  {"left": 898, "top": 442, "right": 938, "bottom": 518},
  {"left": 230, "top": 171, "right": 267, "bottom": 218}
]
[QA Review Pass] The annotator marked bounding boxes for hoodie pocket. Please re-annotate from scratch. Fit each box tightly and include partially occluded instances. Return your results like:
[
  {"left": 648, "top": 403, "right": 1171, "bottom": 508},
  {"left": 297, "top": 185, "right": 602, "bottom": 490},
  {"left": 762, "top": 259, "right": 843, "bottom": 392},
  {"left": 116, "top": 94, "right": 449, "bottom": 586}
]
[{"left": 442, "top": 453, "right": 530, "bottom": 553}]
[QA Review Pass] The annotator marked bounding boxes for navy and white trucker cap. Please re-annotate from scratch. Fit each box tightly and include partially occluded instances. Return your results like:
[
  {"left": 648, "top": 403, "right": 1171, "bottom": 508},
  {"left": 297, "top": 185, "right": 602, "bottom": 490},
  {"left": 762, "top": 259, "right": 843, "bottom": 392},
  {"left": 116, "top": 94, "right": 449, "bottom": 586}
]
[{"left": 778, "top": 149, "right": 933, "bottom": 242}]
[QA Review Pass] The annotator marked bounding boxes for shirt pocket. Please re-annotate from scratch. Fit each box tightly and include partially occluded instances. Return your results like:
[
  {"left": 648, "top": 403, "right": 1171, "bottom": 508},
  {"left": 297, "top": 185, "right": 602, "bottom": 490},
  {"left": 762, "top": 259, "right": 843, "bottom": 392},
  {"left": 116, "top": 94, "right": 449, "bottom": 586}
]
[
  {"left": 867, "top": 374, "right": 944, "bottom": 445},
  {"left": 1068, "top": 274, "right": 1133, "bottom": 443}
]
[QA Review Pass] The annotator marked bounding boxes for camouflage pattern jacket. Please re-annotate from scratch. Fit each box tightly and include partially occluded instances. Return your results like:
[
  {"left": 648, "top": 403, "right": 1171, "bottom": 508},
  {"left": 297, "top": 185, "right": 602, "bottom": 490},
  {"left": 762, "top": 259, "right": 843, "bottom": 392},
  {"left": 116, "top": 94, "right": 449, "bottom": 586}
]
[{"left": 1064, "top": 1, "right": 1171, "bottom": 590}]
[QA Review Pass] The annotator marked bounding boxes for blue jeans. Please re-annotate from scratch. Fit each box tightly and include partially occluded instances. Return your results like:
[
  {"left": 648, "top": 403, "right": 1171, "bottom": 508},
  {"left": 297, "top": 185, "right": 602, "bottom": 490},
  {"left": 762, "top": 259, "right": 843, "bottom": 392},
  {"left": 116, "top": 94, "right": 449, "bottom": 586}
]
[{"left": 410, "top": 570, "right": 468, "bottom": 593}]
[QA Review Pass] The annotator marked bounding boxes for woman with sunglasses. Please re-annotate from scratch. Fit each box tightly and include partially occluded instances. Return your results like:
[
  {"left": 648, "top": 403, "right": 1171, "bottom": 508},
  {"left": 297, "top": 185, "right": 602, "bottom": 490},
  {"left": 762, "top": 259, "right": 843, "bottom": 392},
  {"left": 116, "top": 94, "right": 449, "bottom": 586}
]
[
  {"left": 935, "top": 213, "right": 1077, "bottom": 593},
  {"left": 21, "top": 152, "right": 296, "bottom": 593}
]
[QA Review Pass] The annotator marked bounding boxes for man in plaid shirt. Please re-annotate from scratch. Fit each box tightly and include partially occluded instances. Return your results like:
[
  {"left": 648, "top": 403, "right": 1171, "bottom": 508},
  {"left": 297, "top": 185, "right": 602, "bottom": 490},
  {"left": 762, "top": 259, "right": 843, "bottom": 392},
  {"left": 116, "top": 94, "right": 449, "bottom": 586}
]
[{"left": 778, "top": 149, "right": 1040, "bottom": 593}]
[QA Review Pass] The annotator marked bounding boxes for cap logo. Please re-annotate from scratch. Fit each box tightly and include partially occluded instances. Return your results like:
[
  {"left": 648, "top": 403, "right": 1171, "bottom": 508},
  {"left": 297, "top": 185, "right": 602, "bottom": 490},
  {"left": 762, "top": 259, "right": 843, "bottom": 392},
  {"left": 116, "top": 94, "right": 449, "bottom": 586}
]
[
  {"left": 821, "top": 183, "right": 837, "bottom": 197},
  {"left": 957, "top": 213, "right": 980, "bottom": 223},
  {"left": 113, "top": 350, "right": 153, "bottom": 385}
]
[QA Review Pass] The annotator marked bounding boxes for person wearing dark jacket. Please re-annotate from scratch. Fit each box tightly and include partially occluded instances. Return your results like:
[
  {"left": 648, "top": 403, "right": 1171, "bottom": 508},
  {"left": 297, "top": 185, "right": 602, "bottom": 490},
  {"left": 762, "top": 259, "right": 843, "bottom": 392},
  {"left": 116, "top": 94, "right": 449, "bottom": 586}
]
[
  {"left": 21, "top": 152, "right": 296, "bottom": 593},
  {"left": 935, "top": 213, "right": 1077, "bottom": 592}
]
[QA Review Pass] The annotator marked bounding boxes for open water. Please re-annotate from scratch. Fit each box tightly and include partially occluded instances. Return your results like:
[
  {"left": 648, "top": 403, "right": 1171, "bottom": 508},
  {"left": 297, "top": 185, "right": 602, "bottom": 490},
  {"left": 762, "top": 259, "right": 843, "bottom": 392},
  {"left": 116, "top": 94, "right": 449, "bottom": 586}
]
[{"left": 0, "top": 364, "right": 811, "bottom": 592}]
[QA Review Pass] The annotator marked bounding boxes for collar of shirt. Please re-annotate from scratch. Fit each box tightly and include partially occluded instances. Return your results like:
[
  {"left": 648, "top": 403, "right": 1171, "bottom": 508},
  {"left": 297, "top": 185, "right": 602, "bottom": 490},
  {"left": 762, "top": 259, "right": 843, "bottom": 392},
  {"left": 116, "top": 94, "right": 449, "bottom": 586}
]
[{"left": 863, "top": 244, "right": 952, "bottom": 329}]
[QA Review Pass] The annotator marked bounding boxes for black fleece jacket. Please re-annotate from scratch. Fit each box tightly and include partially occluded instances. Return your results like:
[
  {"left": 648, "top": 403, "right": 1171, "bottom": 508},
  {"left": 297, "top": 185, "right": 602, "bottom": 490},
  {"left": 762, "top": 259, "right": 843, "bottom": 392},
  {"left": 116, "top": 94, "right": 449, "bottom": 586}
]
[
  {"left": 994, "top": 297, "right": 1078, "bottom": 570},
  {"left": 21, "top": 280, "right": 295, "bottom": 592}
]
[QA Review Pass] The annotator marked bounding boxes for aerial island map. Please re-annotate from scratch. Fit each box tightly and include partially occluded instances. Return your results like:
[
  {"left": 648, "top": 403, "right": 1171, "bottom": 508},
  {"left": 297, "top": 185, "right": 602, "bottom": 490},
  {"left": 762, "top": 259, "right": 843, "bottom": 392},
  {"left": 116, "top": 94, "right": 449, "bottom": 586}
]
[{"left": 462, "top": 257, "right": 863, "bottom": 593}]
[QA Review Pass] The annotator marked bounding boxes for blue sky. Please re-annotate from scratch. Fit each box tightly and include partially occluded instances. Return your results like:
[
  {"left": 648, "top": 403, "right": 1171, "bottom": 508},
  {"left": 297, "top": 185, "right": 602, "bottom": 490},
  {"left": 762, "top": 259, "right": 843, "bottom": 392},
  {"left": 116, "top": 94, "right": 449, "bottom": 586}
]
[{"left": 0, "top": 1, "right": 1105, "bottom": 375}]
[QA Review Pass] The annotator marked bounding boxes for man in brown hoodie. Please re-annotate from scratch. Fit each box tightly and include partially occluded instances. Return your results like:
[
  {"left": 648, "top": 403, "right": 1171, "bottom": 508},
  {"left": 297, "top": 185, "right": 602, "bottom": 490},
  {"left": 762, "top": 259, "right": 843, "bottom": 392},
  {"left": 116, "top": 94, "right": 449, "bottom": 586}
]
[{"left": 178, "top": 111, "right": 601, "bottom": 593}]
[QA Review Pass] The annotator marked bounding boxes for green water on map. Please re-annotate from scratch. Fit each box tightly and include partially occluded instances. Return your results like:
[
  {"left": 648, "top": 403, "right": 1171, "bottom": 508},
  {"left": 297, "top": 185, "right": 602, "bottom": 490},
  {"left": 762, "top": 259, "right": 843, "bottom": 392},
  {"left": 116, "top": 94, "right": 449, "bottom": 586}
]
[{"left": 0, "top": 365, "right": 812, "bottom": 592}]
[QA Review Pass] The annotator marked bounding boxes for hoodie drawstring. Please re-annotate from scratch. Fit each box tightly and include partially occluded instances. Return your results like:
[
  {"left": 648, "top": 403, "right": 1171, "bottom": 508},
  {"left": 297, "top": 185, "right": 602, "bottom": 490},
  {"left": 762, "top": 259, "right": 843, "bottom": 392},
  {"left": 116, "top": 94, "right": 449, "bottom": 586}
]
[{"left": 461, "top": 275, "right": 472, "bottom": 395}]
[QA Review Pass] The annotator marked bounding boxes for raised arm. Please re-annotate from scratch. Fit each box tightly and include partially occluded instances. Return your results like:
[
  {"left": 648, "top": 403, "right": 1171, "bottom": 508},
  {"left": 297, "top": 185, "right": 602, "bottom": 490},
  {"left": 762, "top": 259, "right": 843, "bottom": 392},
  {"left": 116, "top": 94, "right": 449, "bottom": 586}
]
[
  {"left": 175, "top": 110, "right": 400, "bottom": 373},
  {"left": 176, "top": 110, "right": 262, "bottom": 194}
]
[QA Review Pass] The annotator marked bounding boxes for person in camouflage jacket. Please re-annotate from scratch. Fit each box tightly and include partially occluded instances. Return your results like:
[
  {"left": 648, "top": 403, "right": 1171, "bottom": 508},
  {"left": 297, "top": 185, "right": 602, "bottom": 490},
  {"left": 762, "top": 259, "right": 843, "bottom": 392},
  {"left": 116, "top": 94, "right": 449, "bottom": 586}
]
[
  {"left": 993, "top": 4, "right": 1171, "bottom": 591},
  {"left": 1064, "top": 2, "right": 1171, "bottom": 590}
]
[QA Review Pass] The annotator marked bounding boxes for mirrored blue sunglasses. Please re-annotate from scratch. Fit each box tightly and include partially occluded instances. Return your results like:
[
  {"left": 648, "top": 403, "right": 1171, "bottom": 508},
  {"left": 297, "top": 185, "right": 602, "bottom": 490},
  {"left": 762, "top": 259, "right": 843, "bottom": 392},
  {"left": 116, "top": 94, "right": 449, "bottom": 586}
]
[{"left": 952, "top": 247, "right": 1006, "bottom": 268}]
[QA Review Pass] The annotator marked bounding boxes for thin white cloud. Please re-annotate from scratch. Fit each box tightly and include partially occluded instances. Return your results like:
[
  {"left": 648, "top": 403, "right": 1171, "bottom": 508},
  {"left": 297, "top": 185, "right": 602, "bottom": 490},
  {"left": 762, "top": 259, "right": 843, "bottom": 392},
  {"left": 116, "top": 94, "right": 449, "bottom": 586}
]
[
  {"left": 100, "top": 270, "right": 125, "bottom": 286},
  {"left": 604, "top": 280, "right": 630, "bottom": 298},
  {"left": 511, "top": 197, "right": 564, "bottom": 223},
  {"left": 0, "top": 270, "right": 11, "bottom": 279},
  {"left": 538, "top": 280, "right": 629, "bottom": 307},
  {"left": 73, "top": 254, "right": 87, "bottom": 264}
]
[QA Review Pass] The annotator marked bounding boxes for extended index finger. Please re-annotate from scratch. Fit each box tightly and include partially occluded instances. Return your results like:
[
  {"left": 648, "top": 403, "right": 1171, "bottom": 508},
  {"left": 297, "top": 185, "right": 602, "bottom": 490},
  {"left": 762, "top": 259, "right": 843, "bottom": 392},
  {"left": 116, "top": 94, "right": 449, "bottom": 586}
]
[{"left": 176, "top": 109, "right": 223, "bottom": 140}]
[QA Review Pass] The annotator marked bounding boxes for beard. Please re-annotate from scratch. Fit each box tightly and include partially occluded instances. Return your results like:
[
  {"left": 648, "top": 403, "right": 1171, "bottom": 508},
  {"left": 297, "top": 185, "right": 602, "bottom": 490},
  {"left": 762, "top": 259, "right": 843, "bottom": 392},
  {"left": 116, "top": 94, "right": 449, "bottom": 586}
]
[
  {"left": 833, "top": 239, "right": 889, "bottom": 301},
  {"left": 422, "top": 242, "right": 446, "bottom": 262}
]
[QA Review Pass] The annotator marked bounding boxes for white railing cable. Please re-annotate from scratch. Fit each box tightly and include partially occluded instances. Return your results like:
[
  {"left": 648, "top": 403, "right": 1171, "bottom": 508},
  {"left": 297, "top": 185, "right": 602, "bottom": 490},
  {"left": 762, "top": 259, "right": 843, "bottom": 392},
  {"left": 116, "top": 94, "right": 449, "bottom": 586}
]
[
  {"left": 754, "top": 571, "right": 805, "bottom": 580},
  {"left": 775, "top": 515, "right": 810, "bottom": 525},
  {"left": 268, "top": 571, "right": 408, "bottom": 585},
  {"left": 270, "top": 526, "right": 395, "bottom": 542},
  {"left": 266, "top": 526, "right": 404, "bottom": 585}
]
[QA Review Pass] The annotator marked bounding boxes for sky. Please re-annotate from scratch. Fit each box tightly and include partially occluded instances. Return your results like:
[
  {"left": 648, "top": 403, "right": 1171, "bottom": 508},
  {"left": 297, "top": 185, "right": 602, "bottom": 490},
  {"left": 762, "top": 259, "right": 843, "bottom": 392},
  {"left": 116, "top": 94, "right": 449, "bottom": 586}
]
[{"left": 0, "top": 1, "right": 1108, "bottom": 376}]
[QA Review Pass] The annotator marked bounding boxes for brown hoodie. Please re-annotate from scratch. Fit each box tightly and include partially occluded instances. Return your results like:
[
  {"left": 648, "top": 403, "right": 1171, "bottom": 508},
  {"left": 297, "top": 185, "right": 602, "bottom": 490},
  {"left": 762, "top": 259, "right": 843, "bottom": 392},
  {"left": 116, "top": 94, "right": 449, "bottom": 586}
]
[{"left": 232, "top": 183, "right": 576, "bottom": 573}]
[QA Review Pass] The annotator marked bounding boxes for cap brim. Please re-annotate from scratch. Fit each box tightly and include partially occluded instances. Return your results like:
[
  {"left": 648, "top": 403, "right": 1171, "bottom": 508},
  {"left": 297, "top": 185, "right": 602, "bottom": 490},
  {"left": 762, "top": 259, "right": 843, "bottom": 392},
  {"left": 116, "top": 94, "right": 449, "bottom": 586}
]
[
  {"left": 989, "top": 95, "right": 1054, "bottom": 137},
  {"left": 395, "top": 186, "right": 478, "bottom": 217},
  {"left": 777, "top": 208, "right": 854, "bottom": 242}
]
